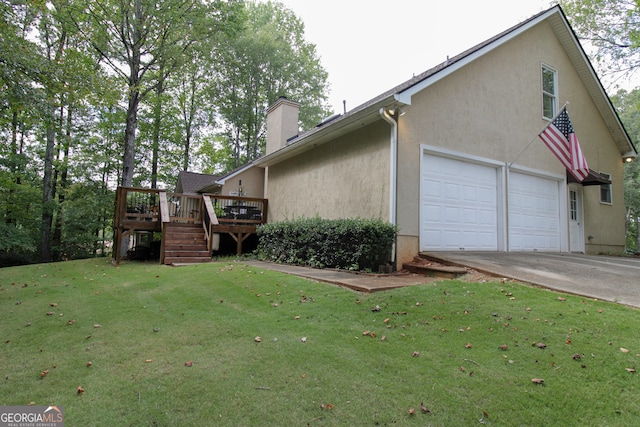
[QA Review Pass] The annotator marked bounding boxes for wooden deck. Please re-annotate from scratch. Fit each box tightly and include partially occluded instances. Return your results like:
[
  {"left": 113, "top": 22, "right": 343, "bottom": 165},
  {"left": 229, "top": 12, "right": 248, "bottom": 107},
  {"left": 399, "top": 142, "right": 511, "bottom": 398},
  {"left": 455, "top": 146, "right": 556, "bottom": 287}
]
[{"left": 112, "top": 187, "right": 267, "bottom": 265}]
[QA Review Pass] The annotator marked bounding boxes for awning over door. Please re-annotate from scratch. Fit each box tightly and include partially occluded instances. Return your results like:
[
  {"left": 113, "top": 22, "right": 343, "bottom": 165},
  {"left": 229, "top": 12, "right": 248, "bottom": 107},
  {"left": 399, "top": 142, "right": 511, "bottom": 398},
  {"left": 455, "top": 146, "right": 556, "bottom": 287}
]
[{"left": 567, "top": 169, "right": 611, "bottom": 186}]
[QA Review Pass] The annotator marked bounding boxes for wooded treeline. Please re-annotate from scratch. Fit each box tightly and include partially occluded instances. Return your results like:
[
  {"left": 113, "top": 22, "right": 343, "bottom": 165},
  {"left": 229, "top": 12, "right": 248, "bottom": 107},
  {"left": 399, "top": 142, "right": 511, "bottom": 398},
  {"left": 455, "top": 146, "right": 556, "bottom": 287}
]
[
  {"left": 0, "top": 0, "right": 330, "bottom": 266},
  {"left": 4, "top": 0, "right": 640, "bottom": 266}
]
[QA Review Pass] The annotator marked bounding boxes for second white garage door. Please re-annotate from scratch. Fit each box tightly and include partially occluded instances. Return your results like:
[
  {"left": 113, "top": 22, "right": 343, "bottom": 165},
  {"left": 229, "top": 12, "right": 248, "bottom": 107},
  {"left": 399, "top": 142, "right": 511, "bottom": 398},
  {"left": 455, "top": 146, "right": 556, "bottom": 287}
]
[
  {"left": 508, "top": 172, "right": 561, "bottom": 251},
  {"left": 421, "top": 154, "right": 499, "bottom": 251}
]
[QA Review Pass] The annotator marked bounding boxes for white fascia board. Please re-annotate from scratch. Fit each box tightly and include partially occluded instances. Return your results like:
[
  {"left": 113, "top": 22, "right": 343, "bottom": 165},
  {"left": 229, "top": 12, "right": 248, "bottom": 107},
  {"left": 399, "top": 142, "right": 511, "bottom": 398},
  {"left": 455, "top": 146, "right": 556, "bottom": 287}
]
[
  {"left": 215, "top": 162, "right": 256, "bottom": 185},
  {"left": 254, "top": 97, "right": 395, "bottom": 167}
]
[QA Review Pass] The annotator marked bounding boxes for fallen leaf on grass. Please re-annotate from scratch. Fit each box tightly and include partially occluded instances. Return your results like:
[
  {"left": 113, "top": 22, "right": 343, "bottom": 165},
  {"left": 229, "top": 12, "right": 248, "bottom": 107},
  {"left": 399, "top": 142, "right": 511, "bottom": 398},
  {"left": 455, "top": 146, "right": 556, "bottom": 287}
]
[
  {"left": 301, "top": 337, "right": 307, "bottom": 343},
  {"left": 46, "top": 312, "right": 54, "bottom": 316},
  {"left": 185, "top": 361, "right": 193, "bottom": 367},
  {"left": 254, "top": 336, "right": 262, "bottom": 342},
  {"left": 412, "top": 351, "right": 420, "bottom": 357},
  {"left": 86, "top": 361, "right": 92, "bottom": 367},
  {"left": 49, "top": 303, "right": 58, "bottom": 307},
  {"left": 421, "top": 402, "right": 432, "bottom": 414},
  {"left": 531, "top": 378, "right": 545, "bottom": 384},
  {"left": 320, "top": 403, "right": 334, "bottom": 410},
  {"left": 465, "top": 343, "right": 473, "bottom": 349},
  {"left": 144, "top": 359, "right": 153, "bottom": 363},
  {"left": 383, "top": 318, "right": 390, "bottom": 323},
  {"left": 93, "top": 324, "right": 101, "bottom": 328},
  {"left": 294, "top": 315, "right": 300, "bottom": 320},
  {"left": 40, "top": 370, "right": 49, "bottom": 378},
  {"left": 77, "top": 386, "right": 84, "bottom": 395},
  {"left": 408, "top": 408, "right": 415, "bottom": 415},
  {"left": 558, "top": 297, "right": 566, "bottom": 302},
  {"left": 67, "top": 319, "right": 75, "bottom": 325},
  {"left": 534, "top": 342, "right": 547, "bottom": 349},
  {"left": 620, "top": 347, "right": 630, "bottom": 353},
  {"left": 498, "top": 345, "right": 508, "bottom": 351},
  {"left": 626, "top": 368, "right": 636, "bottom": 373}
]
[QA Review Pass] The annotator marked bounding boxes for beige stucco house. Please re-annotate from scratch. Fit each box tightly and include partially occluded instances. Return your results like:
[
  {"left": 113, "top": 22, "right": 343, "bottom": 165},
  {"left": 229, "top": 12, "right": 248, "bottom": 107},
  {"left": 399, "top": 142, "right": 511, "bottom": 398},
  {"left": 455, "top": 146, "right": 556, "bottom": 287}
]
[{"left": 252, "top": 6, "right": 636, "bottom": 268}]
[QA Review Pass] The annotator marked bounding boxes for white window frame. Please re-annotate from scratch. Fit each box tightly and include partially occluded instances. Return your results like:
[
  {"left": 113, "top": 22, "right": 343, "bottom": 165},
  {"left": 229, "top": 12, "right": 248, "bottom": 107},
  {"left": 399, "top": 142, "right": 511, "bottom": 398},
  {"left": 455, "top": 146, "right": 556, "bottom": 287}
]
[
  {"left": 541, "top": 63, "right": 558, "bottom": 120},
  {"left": 599, "top": 172, "right": 612, "bottom": 204}
]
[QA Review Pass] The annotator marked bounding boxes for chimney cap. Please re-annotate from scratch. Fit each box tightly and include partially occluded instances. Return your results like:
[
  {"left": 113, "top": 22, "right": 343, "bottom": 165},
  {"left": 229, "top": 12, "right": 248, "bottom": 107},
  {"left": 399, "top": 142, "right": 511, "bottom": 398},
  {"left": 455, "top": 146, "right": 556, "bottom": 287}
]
[{"left": 267, "top": 96, "right": 301, "bottom": 113}]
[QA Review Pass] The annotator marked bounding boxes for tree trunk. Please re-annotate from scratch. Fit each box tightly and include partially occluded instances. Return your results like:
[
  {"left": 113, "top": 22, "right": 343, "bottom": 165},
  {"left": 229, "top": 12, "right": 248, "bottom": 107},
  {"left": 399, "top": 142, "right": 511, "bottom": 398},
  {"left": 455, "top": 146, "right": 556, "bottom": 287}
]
[
  {"left": 121, "top": 88, "right": 140, "bottom": 187},
  {"left": 39, "top": 122, "right": 56, "bottom": 263},
  {"left": 120, "top": 0, "right": 143, "bottom": 188},
  {"left": 52, "top": 105, "right": 72, "bottom": 261},
  {"left": 182, "top": 75, "right": 197, "bottom": 171},
  {"left": 151, "top": 66, "right": 164, "bottom": 189}
]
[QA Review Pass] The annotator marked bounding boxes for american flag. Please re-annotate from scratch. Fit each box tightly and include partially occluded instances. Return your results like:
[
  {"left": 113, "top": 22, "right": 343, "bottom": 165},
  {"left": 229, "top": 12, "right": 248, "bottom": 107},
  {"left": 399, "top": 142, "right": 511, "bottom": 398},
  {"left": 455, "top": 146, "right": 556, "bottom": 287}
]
[{"left": 538, "top": 108, "right": 589, "bottom": 181}]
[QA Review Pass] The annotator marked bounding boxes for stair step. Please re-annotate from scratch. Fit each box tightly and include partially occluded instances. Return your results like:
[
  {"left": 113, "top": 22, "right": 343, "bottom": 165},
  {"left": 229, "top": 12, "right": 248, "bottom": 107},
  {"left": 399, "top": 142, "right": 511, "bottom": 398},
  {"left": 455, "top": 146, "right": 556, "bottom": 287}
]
[
  {"left": 164, "top": 256, "right": 211, "bottom": 265},
  {"left": 162, "top": 224, "right": 210, "bottom": 265},
  {"left": 403, "top": 260, "right": 468, "bottom": 279},
  {"left": 164, "top": 238, "right": 206, "bottom": 245},
  {"left": 164, "top": 248, "right": 209, "bottom": 257},
  {"left": 165, "top": 244, "right": 207, "bottom": 251},
  {"left": 403, "top": 263, "right": 468, "bottom": 279}
]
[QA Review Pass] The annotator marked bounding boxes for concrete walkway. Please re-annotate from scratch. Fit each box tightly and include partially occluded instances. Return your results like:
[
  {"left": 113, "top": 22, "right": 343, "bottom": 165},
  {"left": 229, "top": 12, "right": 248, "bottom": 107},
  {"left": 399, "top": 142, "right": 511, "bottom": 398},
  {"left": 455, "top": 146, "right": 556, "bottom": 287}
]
[
  {"left": 243, "top": 261, "right": 441, "bottom": 292},
  {"left": 245, "top": 252, "right": 640, "bottom": 308}
]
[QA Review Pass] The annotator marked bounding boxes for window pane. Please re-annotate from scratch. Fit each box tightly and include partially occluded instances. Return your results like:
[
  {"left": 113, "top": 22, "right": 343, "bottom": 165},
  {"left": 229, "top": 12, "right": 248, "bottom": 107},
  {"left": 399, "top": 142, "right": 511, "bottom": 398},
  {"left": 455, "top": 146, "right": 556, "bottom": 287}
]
[
  {"left": 543, "top": 94, "right": 554, "bottom": 118},
  {"left": 542, "top": 68, "right": 555, "bottom": 93},
  {"left": 542, "top": 66, "right": 556, "bottom": 119},
  {"left": 600, "top": 173, "right": 612, "bottom": 204}
]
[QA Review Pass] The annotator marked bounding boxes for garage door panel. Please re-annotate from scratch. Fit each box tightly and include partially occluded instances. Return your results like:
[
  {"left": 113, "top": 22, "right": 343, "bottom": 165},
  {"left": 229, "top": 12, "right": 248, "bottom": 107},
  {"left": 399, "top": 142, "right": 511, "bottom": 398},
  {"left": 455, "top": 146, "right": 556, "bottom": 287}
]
[
  {"left": 421, "top": 154, "right": 498, "bottom": 251},
  {"left": 508, "top": 172, "right": 560, "bottom": 251}
]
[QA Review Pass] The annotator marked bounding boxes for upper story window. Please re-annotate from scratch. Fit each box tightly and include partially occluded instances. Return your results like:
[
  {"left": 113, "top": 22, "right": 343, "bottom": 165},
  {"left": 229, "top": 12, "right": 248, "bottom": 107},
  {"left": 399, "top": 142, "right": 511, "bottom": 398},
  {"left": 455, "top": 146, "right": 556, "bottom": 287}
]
[
  {"left": 600, "top": 172, "right": 612, "bottom": 204},
  {"left": 542, "top": 64, "right": 558, "bottom": 119}
]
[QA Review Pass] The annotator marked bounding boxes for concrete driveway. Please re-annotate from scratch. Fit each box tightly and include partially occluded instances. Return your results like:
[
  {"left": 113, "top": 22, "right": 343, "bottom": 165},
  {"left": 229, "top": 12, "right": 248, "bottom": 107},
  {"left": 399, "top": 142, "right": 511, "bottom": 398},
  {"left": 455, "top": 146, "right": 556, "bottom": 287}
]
[{"left": 424, "top": 252, "right": 640, "bottom": 308}]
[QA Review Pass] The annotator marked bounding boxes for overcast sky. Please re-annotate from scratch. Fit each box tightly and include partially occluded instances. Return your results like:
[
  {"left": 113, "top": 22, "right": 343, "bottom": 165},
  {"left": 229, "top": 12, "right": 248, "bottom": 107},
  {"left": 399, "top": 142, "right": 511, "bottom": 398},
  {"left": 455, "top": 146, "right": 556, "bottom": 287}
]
[{"left": 269, "top": 0, "right": 559, "bottom": 114}]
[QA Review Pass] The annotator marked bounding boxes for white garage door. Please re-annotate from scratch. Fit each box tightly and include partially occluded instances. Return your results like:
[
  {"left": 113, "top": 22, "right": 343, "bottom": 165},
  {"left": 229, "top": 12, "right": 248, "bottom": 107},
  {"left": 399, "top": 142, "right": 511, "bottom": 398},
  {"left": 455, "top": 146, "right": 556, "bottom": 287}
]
[
  {"left": 508, "top": 172, "right": 560, "bottom": 251},
  {"left": 421, "top": 154, "right": 499, "bottom": 251}
]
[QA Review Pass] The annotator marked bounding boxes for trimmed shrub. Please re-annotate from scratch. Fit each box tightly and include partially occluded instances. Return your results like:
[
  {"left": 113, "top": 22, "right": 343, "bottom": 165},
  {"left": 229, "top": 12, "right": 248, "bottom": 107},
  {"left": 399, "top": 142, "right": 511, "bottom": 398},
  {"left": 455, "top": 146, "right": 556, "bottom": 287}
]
[{"left": 256, "top": 217, "right": 397, "bottom": 271}]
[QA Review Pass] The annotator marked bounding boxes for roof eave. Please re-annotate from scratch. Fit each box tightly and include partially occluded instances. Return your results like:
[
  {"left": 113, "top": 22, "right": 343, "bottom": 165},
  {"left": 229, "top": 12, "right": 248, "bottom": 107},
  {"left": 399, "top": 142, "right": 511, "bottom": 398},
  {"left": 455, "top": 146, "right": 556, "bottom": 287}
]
[{"left": 254, "top": 96, "right": 398, "bottom": 167}]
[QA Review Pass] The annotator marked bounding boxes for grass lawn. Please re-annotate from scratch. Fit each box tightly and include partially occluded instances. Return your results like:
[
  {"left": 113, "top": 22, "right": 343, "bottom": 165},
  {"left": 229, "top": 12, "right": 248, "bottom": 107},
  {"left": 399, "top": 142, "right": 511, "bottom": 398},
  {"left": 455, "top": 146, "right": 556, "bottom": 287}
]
[{"left": 1, "top": 258, "right": 639, "bottom": 426}]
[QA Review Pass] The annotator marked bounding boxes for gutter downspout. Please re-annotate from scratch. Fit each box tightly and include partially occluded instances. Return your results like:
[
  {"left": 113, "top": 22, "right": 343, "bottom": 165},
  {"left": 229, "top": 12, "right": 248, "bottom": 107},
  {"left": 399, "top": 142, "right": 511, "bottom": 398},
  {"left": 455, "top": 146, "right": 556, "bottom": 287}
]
[{"left": 380, "top": 107, "right": 398, "bottom": 269}]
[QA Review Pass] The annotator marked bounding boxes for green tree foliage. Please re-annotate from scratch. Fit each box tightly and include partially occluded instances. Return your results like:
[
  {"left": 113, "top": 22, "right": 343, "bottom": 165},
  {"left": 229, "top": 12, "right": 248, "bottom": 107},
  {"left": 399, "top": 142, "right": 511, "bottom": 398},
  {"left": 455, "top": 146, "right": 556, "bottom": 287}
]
[
  {"left": 0, "top": 0, "right": 331, "bottom": 264},
  {"left": 70, "top": 0, "right": 244, "bottom": 187},
  {"left": 561, "top": 0, "right": 640, "bottom": 80},
  {"left": 211, "top": 0, "right": 330, "bottom": 171},
  {"left": 611, "top": 89, "right": 640, "bottom": 251}
]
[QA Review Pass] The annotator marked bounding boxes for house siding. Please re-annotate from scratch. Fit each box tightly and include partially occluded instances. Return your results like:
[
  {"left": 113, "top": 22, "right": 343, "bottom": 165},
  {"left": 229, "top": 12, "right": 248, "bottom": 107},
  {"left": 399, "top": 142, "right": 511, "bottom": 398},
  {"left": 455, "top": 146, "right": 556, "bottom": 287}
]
[
  {"left": 220, "top": 166, "right": 265, "bottom": 198},
  {"left": 266, "top": 121, "right": 390, "bottom": 222},
  {"left": 394, "top": 20, "right": 625, "bottom": 263}
]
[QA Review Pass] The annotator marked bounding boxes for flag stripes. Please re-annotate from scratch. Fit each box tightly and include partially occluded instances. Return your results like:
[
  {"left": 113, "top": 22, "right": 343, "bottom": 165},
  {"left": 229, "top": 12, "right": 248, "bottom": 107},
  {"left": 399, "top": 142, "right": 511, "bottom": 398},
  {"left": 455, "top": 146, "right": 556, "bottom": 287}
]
[{"left": 538, "top": 108, "right": 589, "bottom": 181}]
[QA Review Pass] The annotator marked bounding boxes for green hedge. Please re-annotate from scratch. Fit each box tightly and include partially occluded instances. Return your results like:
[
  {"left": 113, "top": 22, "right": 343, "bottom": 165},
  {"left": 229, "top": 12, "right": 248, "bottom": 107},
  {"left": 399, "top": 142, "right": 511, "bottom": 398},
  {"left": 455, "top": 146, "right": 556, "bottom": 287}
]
[{"left": 256, "top": 217, "right": 397, "bottom": 271}]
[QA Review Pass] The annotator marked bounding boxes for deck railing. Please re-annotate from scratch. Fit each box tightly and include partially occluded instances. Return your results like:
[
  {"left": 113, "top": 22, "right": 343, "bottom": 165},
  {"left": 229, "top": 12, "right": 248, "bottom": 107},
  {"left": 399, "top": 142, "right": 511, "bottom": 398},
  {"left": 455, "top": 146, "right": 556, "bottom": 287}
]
[{"left": 114, "top": 187, "right": 267, "bottom": 263}]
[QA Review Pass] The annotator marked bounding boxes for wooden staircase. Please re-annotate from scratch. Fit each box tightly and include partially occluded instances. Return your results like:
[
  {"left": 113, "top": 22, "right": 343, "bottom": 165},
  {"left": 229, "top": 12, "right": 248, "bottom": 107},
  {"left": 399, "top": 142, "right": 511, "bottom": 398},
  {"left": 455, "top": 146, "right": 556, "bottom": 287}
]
[{"left": 162, "top": 223, "right": 211, "bottom": 265}]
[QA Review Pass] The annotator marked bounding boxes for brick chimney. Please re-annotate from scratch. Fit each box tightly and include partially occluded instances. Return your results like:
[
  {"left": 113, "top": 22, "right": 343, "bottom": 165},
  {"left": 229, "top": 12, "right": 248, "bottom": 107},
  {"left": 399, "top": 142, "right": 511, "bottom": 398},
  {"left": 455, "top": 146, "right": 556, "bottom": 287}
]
[{"left": 266, "top": 97, "right": 300, "bottom": 155}]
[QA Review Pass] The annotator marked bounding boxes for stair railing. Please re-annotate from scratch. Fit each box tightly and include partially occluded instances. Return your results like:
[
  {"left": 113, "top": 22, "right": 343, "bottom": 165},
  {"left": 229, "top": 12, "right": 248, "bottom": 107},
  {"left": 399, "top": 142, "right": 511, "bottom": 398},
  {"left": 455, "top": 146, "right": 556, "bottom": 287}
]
[
  {"left": 202, "top": 195, "right": 219, "bottom": 252},
  {"left": 158, "top": 191, "right": 170, "bottom": 264}
]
